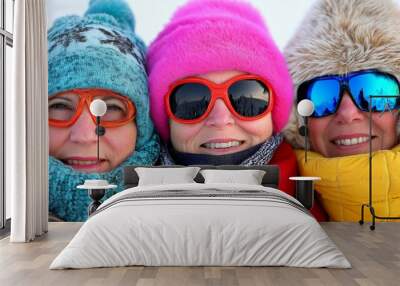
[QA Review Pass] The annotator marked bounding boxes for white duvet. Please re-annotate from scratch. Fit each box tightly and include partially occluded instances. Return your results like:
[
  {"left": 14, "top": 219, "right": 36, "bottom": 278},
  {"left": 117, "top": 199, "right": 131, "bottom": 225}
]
[{"left": 50, "top": 183, "right": 351, "bottom": 269}]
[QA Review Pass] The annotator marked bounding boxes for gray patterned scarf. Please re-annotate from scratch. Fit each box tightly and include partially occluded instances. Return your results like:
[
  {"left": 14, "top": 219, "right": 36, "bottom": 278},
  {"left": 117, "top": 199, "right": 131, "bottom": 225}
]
[{"left": 158, "top": 133, "right": 283, "bottom": 166}]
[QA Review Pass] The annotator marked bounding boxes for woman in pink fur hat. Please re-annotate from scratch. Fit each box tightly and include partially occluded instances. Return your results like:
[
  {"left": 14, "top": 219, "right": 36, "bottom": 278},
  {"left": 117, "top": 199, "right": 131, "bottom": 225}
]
[{"left": 147, "top": 0, "right": 327, "bottom": 221}]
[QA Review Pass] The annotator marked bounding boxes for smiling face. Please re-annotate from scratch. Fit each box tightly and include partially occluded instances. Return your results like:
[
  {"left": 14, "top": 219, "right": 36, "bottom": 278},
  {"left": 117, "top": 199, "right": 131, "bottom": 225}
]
[
  {"left": 169, "top": 70, "right": 274, "bottom": 155},
  {"left": 49, "top": 106, "right": 137, "bottom": 173},
  {"left": 309, "top": 91, "right": 398, "bottom": 157}
]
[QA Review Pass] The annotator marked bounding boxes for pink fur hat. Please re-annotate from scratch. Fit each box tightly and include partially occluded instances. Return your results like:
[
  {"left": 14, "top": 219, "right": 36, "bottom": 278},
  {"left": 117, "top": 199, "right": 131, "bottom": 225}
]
[{"left": 147, "top": 0, "right": 293, "bottom": 142}]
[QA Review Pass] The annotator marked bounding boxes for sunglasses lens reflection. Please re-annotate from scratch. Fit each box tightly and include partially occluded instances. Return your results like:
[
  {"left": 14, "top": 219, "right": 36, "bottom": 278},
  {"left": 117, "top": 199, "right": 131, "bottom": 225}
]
[
  {"left": 228, "top": 79, "right": 270, "bottom": 117},
  {"left": 307, "top": 79, "right": 341, "bottom": 118},
  {"left": 349, "top": 72, "right": 400, "bottom": 112},
  {"left": 169, "top": 83, "right": 211, "bottom": 120}
]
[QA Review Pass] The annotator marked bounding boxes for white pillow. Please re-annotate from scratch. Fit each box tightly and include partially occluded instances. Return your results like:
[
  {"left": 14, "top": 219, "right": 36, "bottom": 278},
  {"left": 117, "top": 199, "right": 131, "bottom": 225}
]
[
  {"left": 135, "top": 167, "right": 201, "bottom": 186},
  {"left": 200, "top": 169, "right": 266, "bottom": 185}
]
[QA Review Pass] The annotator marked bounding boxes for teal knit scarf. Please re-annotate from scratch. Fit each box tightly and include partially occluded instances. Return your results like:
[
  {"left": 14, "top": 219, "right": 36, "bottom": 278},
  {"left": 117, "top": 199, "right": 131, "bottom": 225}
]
[{"left": 49, "top": 133, "right": 159, "bottom": 221}]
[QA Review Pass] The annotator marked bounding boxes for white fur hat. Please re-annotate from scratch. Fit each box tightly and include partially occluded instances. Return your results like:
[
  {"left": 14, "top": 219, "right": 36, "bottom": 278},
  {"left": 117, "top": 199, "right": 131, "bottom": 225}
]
[{"left": 283, "top": 0, "right": 400, "bottom": 149}]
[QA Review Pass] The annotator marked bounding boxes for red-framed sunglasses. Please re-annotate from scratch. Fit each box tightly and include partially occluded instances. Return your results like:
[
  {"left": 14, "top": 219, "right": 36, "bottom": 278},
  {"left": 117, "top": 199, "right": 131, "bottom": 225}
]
[
  {"left": 48, "top": 88, "right": 136, "bottom": 128},
  {"left": 165, "top": 74, "right": 274, "bottom": 124}
]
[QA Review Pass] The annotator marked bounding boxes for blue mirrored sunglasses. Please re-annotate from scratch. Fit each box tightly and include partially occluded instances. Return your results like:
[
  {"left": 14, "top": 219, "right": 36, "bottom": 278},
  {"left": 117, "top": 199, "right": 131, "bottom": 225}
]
[{"left": 297, "top": 69, "right": 400, "bottom": 118}]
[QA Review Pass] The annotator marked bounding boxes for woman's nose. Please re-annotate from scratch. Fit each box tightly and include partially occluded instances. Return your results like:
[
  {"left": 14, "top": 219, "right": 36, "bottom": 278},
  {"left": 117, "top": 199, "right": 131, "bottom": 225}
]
[
  {"left": 204, "top": 99, "right": 235, "bottom": 128},
  {"left": 334, "top": 92, "right": 364, "bottom": 124},
  {"left": 69, "top": 108, "right": 98, "bottom": 143}
]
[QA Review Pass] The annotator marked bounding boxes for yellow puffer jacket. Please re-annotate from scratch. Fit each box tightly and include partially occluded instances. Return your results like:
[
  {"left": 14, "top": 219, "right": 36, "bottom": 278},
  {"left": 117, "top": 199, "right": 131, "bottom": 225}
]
[{"left": 295, "top": 145, "right": 400, "bottom": 222}]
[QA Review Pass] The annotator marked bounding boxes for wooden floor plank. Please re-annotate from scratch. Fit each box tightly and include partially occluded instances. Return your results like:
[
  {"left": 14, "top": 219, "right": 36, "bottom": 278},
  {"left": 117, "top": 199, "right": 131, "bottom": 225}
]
[{"left": 0, "top": 222, "right": 399, "bottom": 286}]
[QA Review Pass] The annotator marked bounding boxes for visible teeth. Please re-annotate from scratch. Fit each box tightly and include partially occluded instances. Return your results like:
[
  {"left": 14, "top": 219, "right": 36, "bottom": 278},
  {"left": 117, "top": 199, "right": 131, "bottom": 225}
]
[
  {"left": 67, "top": 160, "right": 98, "bottom": 166},
  {"left": 203, "top": 141, "right": 241, "bottom": 149},
  {"left": 334, "top": 137, "right": 369, "bottom": 146}
]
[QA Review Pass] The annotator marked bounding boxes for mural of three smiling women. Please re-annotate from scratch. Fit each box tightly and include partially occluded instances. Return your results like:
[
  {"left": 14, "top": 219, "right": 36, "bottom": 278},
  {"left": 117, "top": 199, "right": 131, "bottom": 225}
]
[{"left": 47, "top": 0, "right": 400, "bottom": 222}]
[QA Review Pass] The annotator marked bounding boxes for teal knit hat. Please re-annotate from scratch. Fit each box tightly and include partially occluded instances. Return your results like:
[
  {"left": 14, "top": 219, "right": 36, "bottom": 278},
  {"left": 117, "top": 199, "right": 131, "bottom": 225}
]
[
  {"left": 48, "top": 0, "right": 152, "bottom": 149},
  {"left": 48, "top": 0, "right": 160, "bottom": 221}
]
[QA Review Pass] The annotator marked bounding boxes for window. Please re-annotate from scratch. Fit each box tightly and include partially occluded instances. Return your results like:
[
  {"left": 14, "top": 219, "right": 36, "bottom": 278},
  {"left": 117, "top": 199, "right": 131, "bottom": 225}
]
[{"left": 1, "top": 0, "right": 14, "bottom": 232}]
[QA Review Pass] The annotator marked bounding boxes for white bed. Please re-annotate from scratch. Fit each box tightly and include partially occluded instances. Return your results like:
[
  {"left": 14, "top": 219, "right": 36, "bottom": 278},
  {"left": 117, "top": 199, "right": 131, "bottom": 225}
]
[{"left": 50, "top": 181, "right": 351, "bottom": 269}]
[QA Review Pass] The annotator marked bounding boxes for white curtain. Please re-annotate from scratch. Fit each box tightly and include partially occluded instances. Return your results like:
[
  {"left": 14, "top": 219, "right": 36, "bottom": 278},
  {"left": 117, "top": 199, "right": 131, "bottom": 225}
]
[{"left": 7, "top": 0, "right": 48, "bottom": 242}]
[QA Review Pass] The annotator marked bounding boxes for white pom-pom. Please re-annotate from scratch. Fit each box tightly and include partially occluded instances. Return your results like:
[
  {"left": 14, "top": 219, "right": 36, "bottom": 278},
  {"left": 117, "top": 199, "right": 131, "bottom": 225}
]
[
  {"left": 90, "top": 99, "right": 107, "bottom": 117},
  {"left": 297, "top": 99, "right": 315, "bottom": 117}
]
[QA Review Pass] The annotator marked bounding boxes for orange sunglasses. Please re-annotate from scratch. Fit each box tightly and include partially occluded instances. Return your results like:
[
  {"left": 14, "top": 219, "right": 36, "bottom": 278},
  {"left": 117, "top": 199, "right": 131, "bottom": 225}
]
[
  {"left": 165, "top": 74, "right": 274, "bottom": 124},
  {"left": 48, "top": 88, "right": 136, "bottom": 128}
]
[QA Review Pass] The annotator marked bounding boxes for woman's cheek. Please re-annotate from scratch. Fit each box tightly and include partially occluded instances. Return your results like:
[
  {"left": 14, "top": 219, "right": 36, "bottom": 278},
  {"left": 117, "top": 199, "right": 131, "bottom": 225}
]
[
  {"left": 107, "top": 123, "right": 137, "bottom": 156},
  {"left": 238, "top": 115, "right": 273, "bottom": 141},
  {"left": 170, "top": 121, "right": 202, "bottom": 152},
  {"left": 49, "top": 127, "right": 69, "bottom": 156},
  {"left": 374, "top": 113, "right": 398, "bottom": 150}
]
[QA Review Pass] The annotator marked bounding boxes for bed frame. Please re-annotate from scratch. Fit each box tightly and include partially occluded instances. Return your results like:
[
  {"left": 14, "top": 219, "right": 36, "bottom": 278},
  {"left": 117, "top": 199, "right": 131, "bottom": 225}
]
[{"left": 123, "top": 165, "right": 280, "bottom": 189}]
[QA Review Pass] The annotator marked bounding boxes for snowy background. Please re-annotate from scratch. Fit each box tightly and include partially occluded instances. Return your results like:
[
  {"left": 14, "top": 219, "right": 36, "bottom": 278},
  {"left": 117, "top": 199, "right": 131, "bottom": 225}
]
[
  {"left": 47, "top": 0, "right": 400, "bottom": 50},
  {"left": 35, "top": 0, "right": 400, "bottom": 221}
]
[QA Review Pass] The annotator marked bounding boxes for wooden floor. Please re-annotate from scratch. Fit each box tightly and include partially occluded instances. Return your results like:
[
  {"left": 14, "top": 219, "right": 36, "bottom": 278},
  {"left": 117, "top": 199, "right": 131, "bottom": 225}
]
[{"left": 0, "top": 222, "right": 399, "bottom": 286}]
